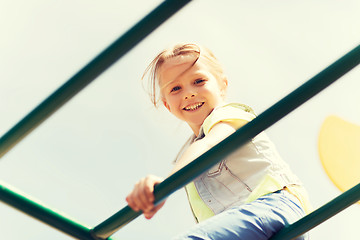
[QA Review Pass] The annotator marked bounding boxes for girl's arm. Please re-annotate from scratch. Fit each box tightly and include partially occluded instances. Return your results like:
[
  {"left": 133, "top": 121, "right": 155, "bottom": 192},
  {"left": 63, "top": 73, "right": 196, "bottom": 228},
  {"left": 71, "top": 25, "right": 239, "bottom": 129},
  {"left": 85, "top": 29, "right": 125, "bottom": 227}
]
[
  {"left": 126, "top": 120, "right": 247, "bottom": 219},
  {"left": 126, "top": 175, "right": 165, "bottom": 219},
  {"left": 170, "top": 120, "right": 247, "bottom": 175}
]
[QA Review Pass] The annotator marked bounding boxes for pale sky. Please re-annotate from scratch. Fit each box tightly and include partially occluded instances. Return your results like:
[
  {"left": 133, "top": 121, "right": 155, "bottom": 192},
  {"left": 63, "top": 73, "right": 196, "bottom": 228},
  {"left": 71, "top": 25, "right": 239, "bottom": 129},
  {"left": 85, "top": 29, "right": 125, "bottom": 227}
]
[{"left": 1, "top": 0, "right": 360, "bottom": 239}]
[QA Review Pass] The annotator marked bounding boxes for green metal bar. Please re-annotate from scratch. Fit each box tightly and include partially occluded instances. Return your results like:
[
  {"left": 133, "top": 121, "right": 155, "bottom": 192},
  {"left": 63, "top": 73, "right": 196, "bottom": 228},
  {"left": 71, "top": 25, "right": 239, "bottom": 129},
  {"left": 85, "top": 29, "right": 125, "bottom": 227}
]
[
  {"left": 0, "top": 182, "right": 114, "bottom": 240},
  {"left": 269, "top": 182, "right": 360, "bottom": 240},
  {"left": 92, "top": 45, "right": 360, "bottom": 239},
  {"left": 0, "top": 0, "right": 192, "bottom": 159}
]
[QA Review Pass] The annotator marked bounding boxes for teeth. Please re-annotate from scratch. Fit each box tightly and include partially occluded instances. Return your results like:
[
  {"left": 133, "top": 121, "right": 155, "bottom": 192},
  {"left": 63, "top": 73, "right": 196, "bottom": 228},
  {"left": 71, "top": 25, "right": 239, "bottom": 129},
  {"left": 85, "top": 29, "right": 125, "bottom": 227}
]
[{"left": 184, "top": 102, "right": 203, "bottom": 111}]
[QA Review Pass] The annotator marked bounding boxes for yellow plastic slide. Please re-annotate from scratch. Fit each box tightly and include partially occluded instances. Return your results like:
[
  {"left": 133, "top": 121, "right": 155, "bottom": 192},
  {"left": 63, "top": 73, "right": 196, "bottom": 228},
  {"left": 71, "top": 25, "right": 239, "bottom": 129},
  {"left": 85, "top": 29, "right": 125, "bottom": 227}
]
[{"left": 318, "top": 115, "right": 360, "bottom": 196}]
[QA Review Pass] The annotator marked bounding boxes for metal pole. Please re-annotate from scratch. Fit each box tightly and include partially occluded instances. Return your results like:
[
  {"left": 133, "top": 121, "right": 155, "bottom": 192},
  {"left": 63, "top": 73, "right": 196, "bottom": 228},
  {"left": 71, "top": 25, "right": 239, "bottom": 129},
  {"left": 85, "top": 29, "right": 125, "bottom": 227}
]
[
  {"left": 269, "top": 182, "right": 360, "bottom": 240},
  {"left": 0, "top": 182, "right": 113, "bottom": 240},
  {"left": 92, "top": 44, "right": 360, "bottom": 239},
  {"left": 0, "top": 0, "right": 192, "bottom": 159}
]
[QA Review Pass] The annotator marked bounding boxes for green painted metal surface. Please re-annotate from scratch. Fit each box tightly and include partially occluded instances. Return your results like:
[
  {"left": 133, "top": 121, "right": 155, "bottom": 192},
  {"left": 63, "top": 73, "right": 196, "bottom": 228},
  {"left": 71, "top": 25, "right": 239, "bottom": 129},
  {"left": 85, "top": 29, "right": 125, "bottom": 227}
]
[
  {"left": 270, "top": 182, "right": 360, "bottom": 240},
  {"left": 0, "top": 182, "right": 112, "bottom": 240},
  {"left": 0, "top": 0, "right": 192, "bottom": 159},
  {"left": 92, "top": 45, "right": 360, "bottom": 239}
]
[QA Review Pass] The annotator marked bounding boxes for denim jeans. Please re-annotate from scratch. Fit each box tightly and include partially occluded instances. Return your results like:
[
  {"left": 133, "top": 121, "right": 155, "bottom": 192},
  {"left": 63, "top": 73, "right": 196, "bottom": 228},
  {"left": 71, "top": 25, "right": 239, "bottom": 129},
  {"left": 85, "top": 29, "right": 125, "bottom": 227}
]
[{"left": 173, "top": 190, "right": 308, "bottom": 240}]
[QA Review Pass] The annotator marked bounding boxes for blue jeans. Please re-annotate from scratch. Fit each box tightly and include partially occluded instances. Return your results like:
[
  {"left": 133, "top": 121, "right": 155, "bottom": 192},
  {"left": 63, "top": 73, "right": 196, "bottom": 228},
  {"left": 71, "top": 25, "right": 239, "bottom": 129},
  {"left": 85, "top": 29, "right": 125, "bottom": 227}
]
[{"left": 173, "top": 190, "right": 308, "bottom": 240}]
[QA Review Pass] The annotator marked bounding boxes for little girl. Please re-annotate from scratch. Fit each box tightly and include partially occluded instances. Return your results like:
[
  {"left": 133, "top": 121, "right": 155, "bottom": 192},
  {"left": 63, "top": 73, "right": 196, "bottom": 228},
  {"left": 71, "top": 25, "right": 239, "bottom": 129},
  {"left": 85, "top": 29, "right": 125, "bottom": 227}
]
[{"left": 126, "top": 43, "right": 311, "bottom": 239}]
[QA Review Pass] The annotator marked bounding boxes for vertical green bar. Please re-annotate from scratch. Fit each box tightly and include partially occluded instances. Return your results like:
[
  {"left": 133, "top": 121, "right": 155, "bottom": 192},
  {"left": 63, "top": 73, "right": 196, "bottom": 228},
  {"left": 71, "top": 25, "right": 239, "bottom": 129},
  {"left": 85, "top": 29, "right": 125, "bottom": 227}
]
[
  {"left": 0, "top": 0, "right": 192, "bottom": 159},
  {"left": 0, "top": 182, "right": 110, "bottom": 240}
]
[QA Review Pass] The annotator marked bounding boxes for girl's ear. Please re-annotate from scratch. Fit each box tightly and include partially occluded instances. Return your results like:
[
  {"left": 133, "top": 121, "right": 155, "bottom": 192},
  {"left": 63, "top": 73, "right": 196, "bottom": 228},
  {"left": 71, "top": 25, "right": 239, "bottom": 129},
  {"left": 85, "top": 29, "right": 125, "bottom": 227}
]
[
  {"left": 162, "top": 99, "right": 171, "bottom": 112},
  {"left": 221, "top": 77, "right": 228, "bottom": 96},
  {"left": 223, "top": 77, "right": 228, "bottom": 89}
]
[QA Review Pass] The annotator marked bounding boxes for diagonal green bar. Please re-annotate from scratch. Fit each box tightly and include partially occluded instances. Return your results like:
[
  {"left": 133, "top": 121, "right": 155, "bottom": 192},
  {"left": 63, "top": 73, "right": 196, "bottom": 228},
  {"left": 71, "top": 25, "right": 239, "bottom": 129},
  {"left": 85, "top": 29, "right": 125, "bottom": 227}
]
[
  {"left": 92, "top": 44, "right": 360, "bottom": 239},
  {"left": 0, "top": 181, "right": 115, "bottom": 240},
  {"left": 269, "top": 182, "right": 360, "bottom": 240},
  {"left": 0, "top": 0, "right": 192, "bottom": 159}
]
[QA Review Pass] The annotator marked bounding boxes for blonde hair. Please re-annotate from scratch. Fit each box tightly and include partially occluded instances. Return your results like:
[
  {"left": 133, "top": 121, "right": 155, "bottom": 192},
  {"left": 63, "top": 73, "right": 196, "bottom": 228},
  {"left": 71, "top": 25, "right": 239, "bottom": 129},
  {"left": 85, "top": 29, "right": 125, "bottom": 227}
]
[{"left": 142, "top": 43, "right": 226, "bottom": 107}]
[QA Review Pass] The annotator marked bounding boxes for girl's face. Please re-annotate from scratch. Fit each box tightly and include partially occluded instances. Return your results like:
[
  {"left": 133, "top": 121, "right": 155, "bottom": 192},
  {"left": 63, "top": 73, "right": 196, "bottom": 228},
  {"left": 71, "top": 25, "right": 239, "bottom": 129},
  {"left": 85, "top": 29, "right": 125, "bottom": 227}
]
[{"left": 159, "top": 55, "right": 228, "bottom": 135}]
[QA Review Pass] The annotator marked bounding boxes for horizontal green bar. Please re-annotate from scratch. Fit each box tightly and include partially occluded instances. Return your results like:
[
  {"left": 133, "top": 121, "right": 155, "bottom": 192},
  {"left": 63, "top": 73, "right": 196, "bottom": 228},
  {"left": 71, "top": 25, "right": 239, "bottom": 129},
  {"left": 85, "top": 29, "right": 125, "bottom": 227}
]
[
  {"left": 270, "top": 182, "right": 360, "bottom": 240},
  {"left": 0, "top": 0, "right": 192, "bottom": 159},
  {"left": 0, "top": 182, "right": 114, "bottom": 240},
  {"left": 92, "top": 44, "right": 360, "bottom": 239}
]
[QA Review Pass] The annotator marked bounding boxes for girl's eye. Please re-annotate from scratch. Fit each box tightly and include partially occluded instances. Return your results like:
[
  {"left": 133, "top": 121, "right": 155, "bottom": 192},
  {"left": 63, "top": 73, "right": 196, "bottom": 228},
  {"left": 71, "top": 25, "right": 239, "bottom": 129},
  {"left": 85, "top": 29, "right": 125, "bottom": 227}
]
[
  {"left": 171, "top": 86, "right": 181, "bottom": 92},
  {"left": 194, "top": 79, "right": 205, "bottom": 84}
]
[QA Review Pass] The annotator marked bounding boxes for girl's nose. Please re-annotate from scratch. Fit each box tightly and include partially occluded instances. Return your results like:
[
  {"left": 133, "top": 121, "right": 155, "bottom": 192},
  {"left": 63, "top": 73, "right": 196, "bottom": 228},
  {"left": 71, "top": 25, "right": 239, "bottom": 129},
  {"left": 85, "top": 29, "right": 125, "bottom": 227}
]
[
  {"left": 184, "top": 86, "right": 196, "bottom": 99},
  {"left": 184, "top": 94, "right": 195, "bottom": 100}
]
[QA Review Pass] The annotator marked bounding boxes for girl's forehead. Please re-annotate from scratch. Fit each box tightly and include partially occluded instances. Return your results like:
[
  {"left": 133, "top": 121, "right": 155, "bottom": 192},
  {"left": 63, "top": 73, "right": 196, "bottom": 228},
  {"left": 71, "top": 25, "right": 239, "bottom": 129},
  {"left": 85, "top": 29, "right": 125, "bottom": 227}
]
[
  {"left": 159, "top": 56, "right": 209, "bottom": 87},
  {"left": 159, "top": 56, "right": 194, "bottom": 85},
  {"left": 160, "top": 55, "right": 196, "bottom": 73}
]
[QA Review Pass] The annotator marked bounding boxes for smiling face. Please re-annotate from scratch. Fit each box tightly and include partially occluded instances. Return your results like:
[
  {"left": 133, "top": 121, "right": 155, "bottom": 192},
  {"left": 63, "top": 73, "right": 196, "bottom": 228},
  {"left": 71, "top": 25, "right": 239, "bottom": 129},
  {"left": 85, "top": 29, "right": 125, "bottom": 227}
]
[{"left": 159, "top": 55, "right": 228, "bottom": 135}]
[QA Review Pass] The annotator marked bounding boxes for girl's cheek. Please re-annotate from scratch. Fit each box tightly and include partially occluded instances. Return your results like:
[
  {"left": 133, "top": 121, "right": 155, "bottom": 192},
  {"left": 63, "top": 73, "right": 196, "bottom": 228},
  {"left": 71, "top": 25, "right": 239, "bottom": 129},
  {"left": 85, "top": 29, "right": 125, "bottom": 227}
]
[{"left": 172, "top": 95, "right": 180, "bottom": 103}]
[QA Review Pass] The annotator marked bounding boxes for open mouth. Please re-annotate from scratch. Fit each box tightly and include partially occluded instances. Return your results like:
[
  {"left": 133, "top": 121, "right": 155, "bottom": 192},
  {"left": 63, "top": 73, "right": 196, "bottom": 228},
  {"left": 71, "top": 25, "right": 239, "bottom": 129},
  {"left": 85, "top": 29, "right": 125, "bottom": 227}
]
[{"left": 183, "top": 102, "right": 204, "bottom": 111}]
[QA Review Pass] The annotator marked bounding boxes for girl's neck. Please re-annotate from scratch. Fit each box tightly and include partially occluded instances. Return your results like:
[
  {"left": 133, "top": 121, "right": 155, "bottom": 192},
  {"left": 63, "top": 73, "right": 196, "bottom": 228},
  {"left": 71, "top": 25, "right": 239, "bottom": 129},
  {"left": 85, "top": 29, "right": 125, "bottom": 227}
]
[
  {"left": 189, "top": 124, "right": 201, "bottom": 137},
  {"left": 188, "top": 104, "right": 221, "bottom": 137}
]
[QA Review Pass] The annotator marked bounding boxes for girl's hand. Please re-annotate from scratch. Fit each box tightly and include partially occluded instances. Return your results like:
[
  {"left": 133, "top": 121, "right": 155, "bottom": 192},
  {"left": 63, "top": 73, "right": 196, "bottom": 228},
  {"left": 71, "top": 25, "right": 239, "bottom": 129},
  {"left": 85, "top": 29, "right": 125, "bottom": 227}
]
[{"left": 126, "top": 175, "right": 165, "bottom": 219}]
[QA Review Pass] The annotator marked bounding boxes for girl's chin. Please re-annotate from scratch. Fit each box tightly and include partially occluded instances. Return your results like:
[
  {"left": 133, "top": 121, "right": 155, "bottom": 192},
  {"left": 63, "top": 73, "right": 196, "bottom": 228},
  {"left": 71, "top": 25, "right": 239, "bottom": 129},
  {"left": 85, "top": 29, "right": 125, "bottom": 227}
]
[{"left": 185, "top": 117, "right": 207, "bottom": 127}]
